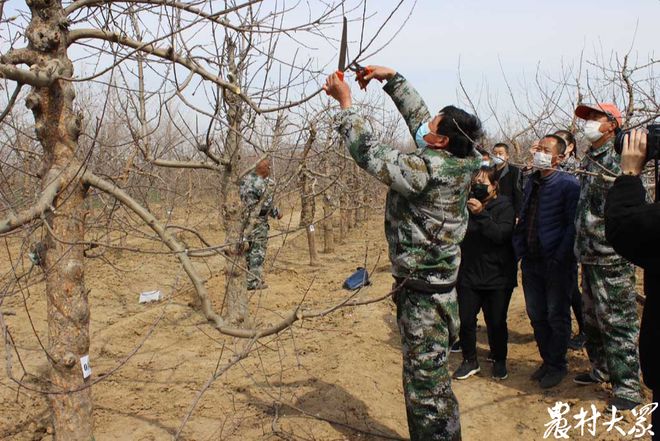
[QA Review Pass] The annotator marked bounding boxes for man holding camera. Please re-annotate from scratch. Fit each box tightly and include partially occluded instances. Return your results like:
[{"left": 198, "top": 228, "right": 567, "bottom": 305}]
[
  {"left": 324, "top": 66, "right": 483, "bottom": 440},
  {"left": 605, "top": 129, "right": 659, "bottom": 439},
  {"left": 573, "top": 104, "right": 643, "bottom": 411}
]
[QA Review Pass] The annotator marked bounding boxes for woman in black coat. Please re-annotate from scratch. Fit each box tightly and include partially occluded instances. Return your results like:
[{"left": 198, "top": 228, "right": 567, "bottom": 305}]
[
  {"left": 605, "top": 129, "right": 659, "bottom": 440},
  {"left": 453, "top": 167, "right": 516, "bottom": 381}
]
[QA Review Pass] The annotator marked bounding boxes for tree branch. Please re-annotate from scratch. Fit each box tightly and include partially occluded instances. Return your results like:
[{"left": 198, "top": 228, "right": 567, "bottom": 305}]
[
  {"left": 68, "top": 29, "right": 242, "bottom": 95},
  {"left": 0, "top": 169, "right": 60, "bottom": 234},
  {"left": 0, "top": 63, "right": 54, "bottom": 87},
  {"left": 148, "top": 157, "right": 223, "bottom": 172},
  {"left": 0, "top": 83, "right": 22, "bottom": 124},
  {"left": 65, "top": 0, "right": 262, "bottom": 20}
]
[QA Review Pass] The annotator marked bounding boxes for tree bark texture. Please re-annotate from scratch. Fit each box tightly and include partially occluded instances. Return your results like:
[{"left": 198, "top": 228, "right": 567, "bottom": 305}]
[
  {"left": 25, "top": 1, "right": 93, "bottom": 439},
  {"left": 322, "top": 194, "right": 335, "bottom": 254},
  {"left": 220, "top": 39, "right": 248, "bottom": 327},
  {"left": 299, "top": 125, "right": 317, "bottom": 265}
]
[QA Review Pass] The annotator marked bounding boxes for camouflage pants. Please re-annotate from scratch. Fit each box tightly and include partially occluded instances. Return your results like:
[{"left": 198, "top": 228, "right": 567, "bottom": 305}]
[
  {"left": 581, "top": 263, "right": 643, "bottom": 403},
  {"left": 395, "top": 285, "right": 461, "bottom": 441},
  {"left": 246, "top": 221, "right": 269, "bottom": 288}
]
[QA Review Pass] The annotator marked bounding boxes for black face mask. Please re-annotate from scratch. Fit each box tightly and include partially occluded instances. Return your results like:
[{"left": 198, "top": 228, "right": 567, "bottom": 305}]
[{"left": 471, "top": 183, "right": 490, "bottom": 201}]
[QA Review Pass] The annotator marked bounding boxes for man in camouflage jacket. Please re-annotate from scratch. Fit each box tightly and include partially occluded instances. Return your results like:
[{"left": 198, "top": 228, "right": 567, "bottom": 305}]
[
  {"left": 573, "top": 103, "right": 643, "bottom": 410},
  {"left": 324, "top": 66, "right": 483, "bottom": 441},
  {"left": 240, "top": 159, "right": 282, "bottom": 290}
]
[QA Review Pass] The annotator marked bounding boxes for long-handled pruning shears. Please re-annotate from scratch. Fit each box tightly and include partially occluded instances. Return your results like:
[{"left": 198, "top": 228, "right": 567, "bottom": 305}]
[{"left": 331, "top": 17, "right": 383, "bottom": 91}]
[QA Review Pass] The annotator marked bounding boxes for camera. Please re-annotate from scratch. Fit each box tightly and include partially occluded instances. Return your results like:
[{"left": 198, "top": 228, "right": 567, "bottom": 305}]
[{"left": 614, "top": 124, "right": 660, "bottom": 162}]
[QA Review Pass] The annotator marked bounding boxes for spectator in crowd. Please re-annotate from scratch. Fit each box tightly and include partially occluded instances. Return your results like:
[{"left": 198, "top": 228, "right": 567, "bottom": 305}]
[
  {"left": 554, "top": 130, "right": 586, "bottom": 350},
  {"left": 513, "top": 135, "right": 580, "bottom": 388},
  {"left": 492, "top": 142, "right": 523, "bottom": 216},
  {"left": 573, "top": 103, "right": 643, "bottom": 411},
  {"left": 555, "top": 129, "right": 579, "bottom": 172},
  {"left": 453, "top": 167, "right": 516, "bottom": 381},
  {"left": 605, "top": 129, "right": 659, "bottom": 438},
  {"left": 521, "top": 143, "right": 538, "bottom": 190}
]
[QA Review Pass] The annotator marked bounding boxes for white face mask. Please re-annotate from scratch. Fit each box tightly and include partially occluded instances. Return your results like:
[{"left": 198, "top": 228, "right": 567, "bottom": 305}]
[
  {"left": 533, "top": 151, "right": 553, "bottom": 169},
  {"left": 492, "top": 155, "right": 505, "bottom": 166},
  {"left": 583, "top": 120, "right": 604, "bottom": 143}
]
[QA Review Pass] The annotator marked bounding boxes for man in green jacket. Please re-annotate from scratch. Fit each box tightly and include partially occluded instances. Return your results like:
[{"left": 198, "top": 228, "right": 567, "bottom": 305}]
[
  {"left": 324, "top": 66, "right": 482, "bottom": 440},
  {"left": 573, "top": 103, "right": 643, "bottom": 411}
]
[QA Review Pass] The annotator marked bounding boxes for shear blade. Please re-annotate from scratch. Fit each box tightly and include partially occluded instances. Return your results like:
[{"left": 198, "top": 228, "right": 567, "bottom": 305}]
[{"left": 337, "top": 16, "right": 348, "bottom": 72}]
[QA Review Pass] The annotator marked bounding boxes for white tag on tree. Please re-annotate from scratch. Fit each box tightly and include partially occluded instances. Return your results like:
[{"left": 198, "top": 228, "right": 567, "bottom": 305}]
[
  {"left": 308, "top": 225, "right": 315, "bottom": 232},
  {"left": 80, "top": 355, "right": 92, "bottom": 379},
  {"left": 139, "top": 290, "right": 162, "bottom": 303}
]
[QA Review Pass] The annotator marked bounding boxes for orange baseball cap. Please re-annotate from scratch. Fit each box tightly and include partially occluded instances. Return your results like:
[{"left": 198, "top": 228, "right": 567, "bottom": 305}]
[{"left": 575, "top": 103, "right": 622, "bottom": 127}]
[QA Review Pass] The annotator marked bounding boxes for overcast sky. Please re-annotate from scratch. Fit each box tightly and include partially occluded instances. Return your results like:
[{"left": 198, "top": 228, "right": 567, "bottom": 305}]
[
  {"left": 347, "top": 0, "right": 658, "bottom": 129},
  {"left": 3, "top": 0, "right": 657, "bottom": 137}
]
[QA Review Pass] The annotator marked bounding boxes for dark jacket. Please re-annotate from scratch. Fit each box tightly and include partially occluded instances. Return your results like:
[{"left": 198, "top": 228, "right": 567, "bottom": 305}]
[
  {"left": 513, "top": 170, "right": 580, "bottom": 262},
  {"left": 458, "top": 195, "right": 516, "bottom": 289},
  {"left": 496, "top": 164, "right": 523, "bottom": 216},
  {"left": 605, "top": 175, "right": 659, "bottom": 391}
]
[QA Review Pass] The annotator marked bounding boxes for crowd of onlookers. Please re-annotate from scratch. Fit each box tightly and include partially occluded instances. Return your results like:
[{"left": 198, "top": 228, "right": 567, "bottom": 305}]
[{"left": 451, "top": 103, "right": 648, "bottom": 414}]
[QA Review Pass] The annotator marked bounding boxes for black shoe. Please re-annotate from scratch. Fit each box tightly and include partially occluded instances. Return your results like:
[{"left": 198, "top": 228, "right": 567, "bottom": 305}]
[
  {"left": 453, "top": 359, "right": 480, "bottom": 380},
  {"left": 486, "top": 352, "right": 495, "bottom": 363},
  {"left": 540, "top": 368, "right": 567, "bottom": 389},
  {"left": 573, "top": 371, "right": 605, "bottom": 385},
  {"left": 606, "top": 397, "right": 641, "bottom": 412},
  {"left": 531, "top": 363, "right": 548, "bottom": 381},
  {"left": 492, "top": 360, "right": 508, "bottom": 380},
  {"left": 450, "top": 341, "right": 462, "bottom": 353},
  {"left": 247, "top": 282, "right": 268, "bottom": 291},
  {"left": 568, "top": 332, "right": 586, "bottom": 350}
]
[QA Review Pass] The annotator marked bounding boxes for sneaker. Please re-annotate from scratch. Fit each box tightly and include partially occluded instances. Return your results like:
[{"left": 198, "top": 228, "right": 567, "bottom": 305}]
[
  {"left": 247, "top": 282, "right": 268, "bottom": 291},
  {"left": 573, "top": 371, "right": 605, "bottom": 385},
  {"left": 606, "top": 397, "right": 641, "bottom": 412},
  {"left": 453, "top": 359, "right": 480, "bottom": 380},
  {"left": 450, "top": 341, "right": 462, "bottom": 353},
  {"left": 540, "top": 368, "right": 567, "bottom": 389},
  {"left": 568, "top": 332, "right": 586, "bottom": 350},
  {"left": 486, "top": 352, "right": 495, "bottom": 363},
  {"left": 492, "top": 360, "right": 508, "bottom": 380},
  {"left": 530, "top": 363, "right": 548, "bottom": 381}
]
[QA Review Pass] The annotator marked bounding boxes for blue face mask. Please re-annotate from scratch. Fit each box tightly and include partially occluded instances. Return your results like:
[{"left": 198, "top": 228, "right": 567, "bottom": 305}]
[{"left": 415, "top": 122, "right": 431, "bottom": 149}]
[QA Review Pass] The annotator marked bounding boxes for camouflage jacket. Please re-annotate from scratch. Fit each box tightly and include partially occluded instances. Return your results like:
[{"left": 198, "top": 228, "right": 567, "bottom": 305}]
[
  {"left": 574, "top": 139, "right": 627, "bottom": 265},
  {"left": 559, "top": 155, "right": 579, "bottom": 172},
  {"left": 239, "top": 172, "right": 280, "bottom": 222},
  {"left": 336, "top": 73, "right": 481, "bottom": 288}
]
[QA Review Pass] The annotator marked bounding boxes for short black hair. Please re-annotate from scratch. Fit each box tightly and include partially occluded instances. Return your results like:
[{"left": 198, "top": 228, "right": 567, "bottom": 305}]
[
  {"left": 543, "top": 134, "right": 567, "bottom": 155},
  {"left": 435, "top": 105, "right": 483, "bottom": 158},
  {"left": 493, "top": 142, "right": 510, "bottom": 153},
  {"left": 479, "top": 167, "right": 500, "bottom": 192},
  {"left": 554, "top": 130, "right": 576, "bottom": 156}
]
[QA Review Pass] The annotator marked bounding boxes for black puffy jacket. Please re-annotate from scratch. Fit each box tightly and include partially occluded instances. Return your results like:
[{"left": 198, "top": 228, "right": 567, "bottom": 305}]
[
  {"left": 605, "top": 175, "right": 659, "bottom": 391},
  {"left": 458, "top": 195, "right": 516, "bottom": 290}
]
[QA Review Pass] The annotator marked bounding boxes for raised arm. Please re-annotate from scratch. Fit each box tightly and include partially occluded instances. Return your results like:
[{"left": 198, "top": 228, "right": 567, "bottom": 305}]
[
  {"left": 336, "top": 108, "right": 430, "bottom": 195},
  {"left": 382, "top": 73, "right": 432, "bottom": 138}
]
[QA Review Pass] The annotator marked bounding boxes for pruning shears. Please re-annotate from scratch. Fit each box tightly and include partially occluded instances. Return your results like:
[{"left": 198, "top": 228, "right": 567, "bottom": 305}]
[{"left": 330, "top": 17, "right": 383, "bottom": 92}]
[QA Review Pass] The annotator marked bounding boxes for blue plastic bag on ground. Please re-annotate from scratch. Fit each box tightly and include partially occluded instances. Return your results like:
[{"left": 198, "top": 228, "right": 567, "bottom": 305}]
[{"left": 342, "top": 267, "right": 370, "bottom": 290}]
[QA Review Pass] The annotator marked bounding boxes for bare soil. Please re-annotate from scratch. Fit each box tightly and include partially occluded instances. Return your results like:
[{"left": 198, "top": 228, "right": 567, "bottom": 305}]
[{"left": 0, "top": 211, "right": 653, "bottom": 440}]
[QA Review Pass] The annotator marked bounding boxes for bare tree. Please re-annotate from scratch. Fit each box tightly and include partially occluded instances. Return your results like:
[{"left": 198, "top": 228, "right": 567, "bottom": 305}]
[{"left": 0, "top": 1, "right": 419, "bottom": 438}]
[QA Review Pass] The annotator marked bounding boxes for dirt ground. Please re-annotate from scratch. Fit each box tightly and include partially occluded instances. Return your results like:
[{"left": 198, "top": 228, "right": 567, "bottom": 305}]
[{"left": 0, "top": 209, "right": 654, "bottom": 441}]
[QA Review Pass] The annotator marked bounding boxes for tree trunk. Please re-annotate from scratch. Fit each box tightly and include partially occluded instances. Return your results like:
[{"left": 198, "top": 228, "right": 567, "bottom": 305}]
[
  {"left": 299, "top": 125, "right": 317, "bottom": 265},
  {"left": 305, "top": 226, "right": 318, "bottom": 266},
  {"left": 220, "top": 39, "right": 248, "bottom": 326},
  {"left": 25, "top": 1, "right": 93, "bottom": 438},
  {"left": 339, "top": 193, "right": 348, "bottom": 243},
  {"left": 322, "top": 194, "right": 335, "bottom": 254}
]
